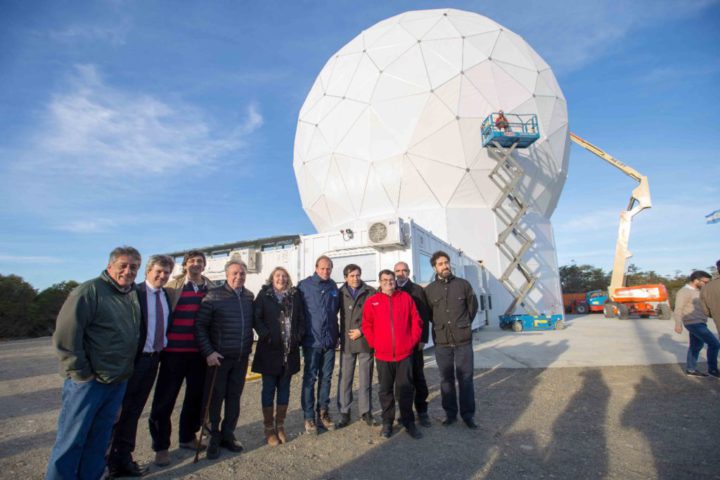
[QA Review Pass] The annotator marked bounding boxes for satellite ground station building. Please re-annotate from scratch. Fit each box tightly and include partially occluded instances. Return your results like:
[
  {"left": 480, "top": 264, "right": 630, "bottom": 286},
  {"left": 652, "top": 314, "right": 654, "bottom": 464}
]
[{"left": 170, "top": 9, "right": 570, "bottom": 330}]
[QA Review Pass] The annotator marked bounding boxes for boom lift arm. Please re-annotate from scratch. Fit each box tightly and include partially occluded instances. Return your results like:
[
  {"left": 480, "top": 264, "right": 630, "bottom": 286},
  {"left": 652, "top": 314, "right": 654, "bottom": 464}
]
[{"left": 569, "top": 133, "right": 652, "bottom": 298}]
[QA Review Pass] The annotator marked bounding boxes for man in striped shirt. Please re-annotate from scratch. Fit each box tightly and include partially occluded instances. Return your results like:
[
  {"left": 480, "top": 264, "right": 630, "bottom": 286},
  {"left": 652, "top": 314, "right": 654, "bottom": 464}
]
[{"left": 149, "top": 250, "right": 213, "bottom": 467}]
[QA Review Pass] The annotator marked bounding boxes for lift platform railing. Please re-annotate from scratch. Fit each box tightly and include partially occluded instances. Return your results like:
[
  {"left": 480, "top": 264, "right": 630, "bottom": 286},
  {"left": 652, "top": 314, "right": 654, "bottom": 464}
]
[{"left": 481, "top": 113, "right": 540, "bottom": 148}]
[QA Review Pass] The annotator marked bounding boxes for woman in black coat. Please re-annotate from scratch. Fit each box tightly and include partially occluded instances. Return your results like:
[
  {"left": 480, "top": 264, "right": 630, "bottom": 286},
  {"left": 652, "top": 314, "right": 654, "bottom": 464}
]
[{"left": 252, "top": 266, "right": 305, "bottom": 446}]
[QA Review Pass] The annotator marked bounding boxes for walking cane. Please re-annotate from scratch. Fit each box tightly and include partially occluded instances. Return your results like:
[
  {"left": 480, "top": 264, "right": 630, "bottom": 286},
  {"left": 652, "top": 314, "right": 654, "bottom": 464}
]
[{"left": 194, "top": 365, "right": 219, "bottom": 463}]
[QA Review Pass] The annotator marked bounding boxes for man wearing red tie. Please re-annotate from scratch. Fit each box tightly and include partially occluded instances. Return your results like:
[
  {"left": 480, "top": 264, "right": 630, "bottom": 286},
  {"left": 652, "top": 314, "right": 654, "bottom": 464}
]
[{"left": 108, "top": 255, "right": 175, "bottom": 477}]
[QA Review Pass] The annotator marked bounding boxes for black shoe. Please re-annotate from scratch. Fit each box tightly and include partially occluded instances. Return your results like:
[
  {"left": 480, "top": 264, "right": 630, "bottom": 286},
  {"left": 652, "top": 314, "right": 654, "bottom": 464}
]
[
  {"left": 109, "top": 460, "right": 148, "bottom": 478},
  {"left": 463, "top": 418, "right": 478, "bottom": 429},
  {"left": 220, "top": 438, "right": 244, "bottom": 452},
  {"left": 206, "top": 439, "right": 221, "bottom": 460},
  {"left": 417, "top": 412, "right": 431, "bottom": 427},
  {"left": 404, "top": 422, "right": 422, "bottom": 439},
  {"left": 380, "top": 423, "right": 392, "bottom": 438},
  {"left": 361, "top": 412, "right": 378, "bottom": 427},
  {"left": 441, "top": 416, "right": 457, "bottom": 426},
  {"left": 686, "top": 370, "right": 708, "bottom": 377},
  {"left": 709, "top": 370, "right": 720, "bottom": 379},
  {"left": 336, "top": 412, "right": 351, "bottom": 428}
]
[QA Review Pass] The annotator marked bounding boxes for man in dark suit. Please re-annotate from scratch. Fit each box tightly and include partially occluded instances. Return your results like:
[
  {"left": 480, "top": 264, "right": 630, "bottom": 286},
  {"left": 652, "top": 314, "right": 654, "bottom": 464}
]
[
  {"left": 108, "top": 255, "right": 175, "bottom": 477},
  {"left": 394, "top": 261, "right": 432, "bottom": 427}
]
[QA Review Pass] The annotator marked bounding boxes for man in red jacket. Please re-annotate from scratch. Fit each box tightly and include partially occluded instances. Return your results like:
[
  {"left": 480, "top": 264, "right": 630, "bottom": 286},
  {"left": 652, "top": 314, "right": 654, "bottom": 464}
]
[{"left": 362, "top": 269, "right": 423, "bottom": 439}]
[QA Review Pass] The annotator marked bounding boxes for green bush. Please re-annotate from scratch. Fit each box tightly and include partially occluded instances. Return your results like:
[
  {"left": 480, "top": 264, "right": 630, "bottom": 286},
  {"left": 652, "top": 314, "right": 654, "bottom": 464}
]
[{"left": 0, "top": 275, "right": 78, "bottom": 339}]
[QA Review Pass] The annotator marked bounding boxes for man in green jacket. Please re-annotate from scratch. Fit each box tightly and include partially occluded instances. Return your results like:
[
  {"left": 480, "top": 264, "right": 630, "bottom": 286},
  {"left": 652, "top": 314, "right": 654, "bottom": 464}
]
[{"left": 46, "top": 246, "right": 142, "bottom": 480}]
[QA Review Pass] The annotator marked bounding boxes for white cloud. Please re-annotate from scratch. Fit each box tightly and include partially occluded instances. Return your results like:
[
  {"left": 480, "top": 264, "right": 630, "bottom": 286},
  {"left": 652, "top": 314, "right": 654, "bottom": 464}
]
[
  {"left": 508, "top": 0, "right": 719, "bottom": 73},
  {"left": 54, "top": 218, "right": 118, "bottom": 234},
  {"left": 46, "top": 22, "right": 131, "bottom": 46},
  {"left": 0, "top": 255, "right": 64, "bottom": 264},
  {"left": 26, "top": 64, "right": 263, "bottom": 177}
]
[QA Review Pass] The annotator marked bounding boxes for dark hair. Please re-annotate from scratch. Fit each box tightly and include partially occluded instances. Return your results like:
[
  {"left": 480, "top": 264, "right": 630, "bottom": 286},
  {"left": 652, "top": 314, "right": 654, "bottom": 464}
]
[
  {"left": 182, "top": 250, "right": 206, "bottom": 268},
  {"left": 343, "top": 263, "right": 361, "bottom": 277},
  {"left": 690, "top": 270, "right": 712, "bottom": 282},
  {"left": 430, "top": 250, "right": 450, "bottom": 267},
  {"left": 378, "top": 269, "right": 395, "bottom": 281},
  {"left": 108, "top": 246, "right": 141, "bottom": 264},
  {"left": 315, "top": 255, "right": 333, "bottom": 268},
  {"left": 716, "top": 259, "right": 720, "bottom": 272}
]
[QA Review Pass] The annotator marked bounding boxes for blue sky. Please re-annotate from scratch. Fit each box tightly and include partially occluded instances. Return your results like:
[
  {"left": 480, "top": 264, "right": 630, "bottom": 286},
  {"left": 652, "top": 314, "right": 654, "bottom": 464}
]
[{"left": 1, "top": 0, "right": 718, "bottom": 290}]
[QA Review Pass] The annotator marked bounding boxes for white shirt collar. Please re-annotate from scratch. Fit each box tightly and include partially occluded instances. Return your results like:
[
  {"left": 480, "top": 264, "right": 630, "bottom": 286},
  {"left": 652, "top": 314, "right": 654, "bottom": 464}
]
[{"left": 145, "top": 281, "right": 162, "bottom": 293}]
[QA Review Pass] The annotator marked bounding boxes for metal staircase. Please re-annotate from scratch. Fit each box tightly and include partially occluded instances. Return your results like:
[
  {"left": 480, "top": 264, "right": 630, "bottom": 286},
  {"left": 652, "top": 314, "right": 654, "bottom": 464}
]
[{"left": 487, "top": 140, "right": 538, "bottom": 316}]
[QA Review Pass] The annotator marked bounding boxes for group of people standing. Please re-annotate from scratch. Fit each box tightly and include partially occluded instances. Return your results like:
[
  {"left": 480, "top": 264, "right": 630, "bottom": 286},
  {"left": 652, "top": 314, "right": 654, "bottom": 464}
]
[{"left": 45, "top": 246, "right": 480, "bottom": 479}]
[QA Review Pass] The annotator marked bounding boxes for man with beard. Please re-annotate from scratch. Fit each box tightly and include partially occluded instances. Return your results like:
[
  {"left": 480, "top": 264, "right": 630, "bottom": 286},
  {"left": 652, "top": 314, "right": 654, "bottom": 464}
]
[{"left": 424, "top": 251, "right": 479, "bottom": 429}]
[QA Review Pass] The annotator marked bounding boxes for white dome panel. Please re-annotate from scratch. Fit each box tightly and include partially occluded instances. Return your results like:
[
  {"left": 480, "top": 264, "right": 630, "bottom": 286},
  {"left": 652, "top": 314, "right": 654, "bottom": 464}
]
[
  {"left": 463, "top": 32, "right": 500, "bottom": 68},
  {"left": 345, "top": 55, "right": 380, "bottom": 103},
  {"left": 422, "top": 16, "right": 461, "bottom": 40},
  {"left": 399, "top": 15, "right": 440, "bottom": 39},
  {"left": 325, "top": 53, "right": 363, "bottom": 98},
  {"left": 421, "top": 37, "right": 464, "bottom": 90}
]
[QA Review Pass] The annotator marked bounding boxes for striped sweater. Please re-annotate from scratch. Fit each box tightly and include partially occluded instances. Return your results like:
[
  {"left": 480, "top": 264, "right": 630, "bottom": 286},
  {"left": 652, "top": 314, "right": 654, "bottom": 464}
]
[{"left": 165, "top": 282, "right": 208, "bottom": 352}]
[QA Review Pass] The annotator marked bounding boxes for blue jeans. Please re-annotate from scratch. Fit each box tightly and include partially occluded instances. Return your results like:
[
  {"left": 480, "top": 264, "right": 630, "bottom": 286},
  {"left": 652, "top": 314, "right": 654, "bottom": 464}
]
[
  {"left": 261, "top": 369, "right": 293, "bottom": 407},
  {"left": 301, "top": 347, "right": 335, "bottom": 419},
  {"left": 685, "top": 323, "right": 720, "bottom": 373},
  {"left": 46, "top": 378, "right": 127, "bottom": 480}
]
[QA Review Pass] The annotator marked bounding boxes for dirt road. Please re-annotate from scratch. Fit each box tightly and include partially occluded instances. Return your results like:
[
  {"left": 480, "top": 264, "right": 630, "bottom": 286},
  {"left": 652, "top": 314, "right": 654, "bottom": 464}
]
[{"left": 1, "top": 336, "right": 719, "bottom": 479}]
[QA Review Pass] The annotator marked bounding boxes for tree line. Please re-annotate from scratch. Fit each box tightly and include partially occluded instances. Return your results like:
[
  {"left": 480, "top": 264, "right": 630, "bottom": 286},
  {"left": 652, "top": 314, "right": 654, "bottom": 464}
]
[
  {"left": 560, "top": 263, "right": 719, "bottom": 308},
  {"left": 0, "top": 274, "right": 78, "bottom": 339}
]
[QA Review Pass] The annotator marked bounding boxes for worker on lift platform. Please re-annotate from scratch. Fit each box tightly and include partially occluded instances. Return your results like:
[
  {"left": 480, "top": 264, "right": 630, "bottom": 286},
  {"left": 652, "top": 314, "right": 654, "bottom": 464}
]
[{"left": 495, "top": 110, "right": 511, "bottom": 132}]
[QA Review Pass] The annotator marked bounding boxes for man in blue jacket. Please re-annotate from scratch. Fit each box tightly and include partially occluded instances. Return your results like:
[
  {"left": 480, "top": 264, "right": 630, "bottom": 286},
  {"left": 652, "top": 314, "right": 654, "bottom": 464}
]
[{"left": 298, "top": 255, "right": 340, "bottom": 434}]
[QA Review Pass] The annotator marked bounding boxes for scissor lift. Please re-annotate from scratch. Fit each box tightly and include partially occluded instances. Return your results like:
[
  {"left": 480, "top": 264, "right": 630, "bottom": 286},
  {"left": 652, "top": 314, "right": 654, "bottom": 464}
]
[{"left": 483, "top": 112, "right": 564, "bottom": 332}]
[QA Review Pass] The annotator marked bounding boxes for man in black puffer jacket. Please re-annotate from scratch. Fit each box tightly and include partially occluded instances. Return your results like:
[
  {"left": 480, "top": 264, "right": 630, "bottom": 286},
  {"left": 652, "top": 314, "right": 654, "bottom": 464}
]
[{"left": 196, "top": 259, "right": 255, "bottom": 459}]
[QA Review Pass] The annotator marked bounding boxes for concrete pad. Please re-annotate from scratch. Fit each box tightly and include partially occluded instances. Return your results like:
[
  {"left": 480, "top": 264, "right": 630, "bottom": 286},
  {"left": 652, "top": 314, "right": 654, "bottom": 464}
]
[{"left": 430, "top": 315, "right": 717, "bottom": 369}]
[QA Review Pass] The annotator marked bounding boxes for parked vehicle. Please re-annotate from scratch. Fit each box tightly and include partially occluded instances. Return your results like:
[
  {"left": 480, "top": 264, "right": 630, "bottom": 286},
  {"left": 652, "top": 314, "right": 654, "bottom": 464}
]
[{"left": 562, "top": 290, "right": 608, "bottom": 314}]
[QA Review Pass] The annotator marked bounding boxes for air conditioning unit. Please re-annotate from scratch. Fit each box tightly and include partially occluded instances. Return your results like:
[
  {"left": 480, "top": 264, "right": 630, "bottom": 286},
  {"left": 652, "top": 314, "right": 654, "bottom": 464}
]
[
  {"left": 367, "top": 218, "right": 405, "bottom": 247},
  {"left": 229, "top": 249, "right": 260, "bottom": 273}
]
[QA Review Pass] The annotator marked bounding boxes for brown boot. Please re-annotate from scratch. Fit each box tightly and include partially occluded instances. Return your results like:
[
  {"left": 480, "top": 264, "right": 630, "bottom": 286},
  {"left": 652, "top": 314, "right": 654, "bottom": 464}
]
[
  {"left": 262, "top": 406, "right": 280, "bottom": 447},
  {"left": 318, "top": 408, "right": 336, "bottom": 430},
  {"left": 275, "top": 404, "right": 288, "bottom": 444}
]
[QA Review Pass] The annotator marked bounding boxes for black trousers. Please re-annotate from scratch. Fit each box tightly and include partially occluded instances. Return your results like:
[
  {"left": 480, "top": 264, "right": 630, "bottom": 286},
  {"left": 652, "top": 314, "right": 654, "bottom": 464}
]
[
  {"left": 435, "top": 342, "right": 475, "bottom": 421},
  {"left": 412, "top": 348, "right": 429, "bottom": 414},
  {"left": 149, "top": 352, "right": 207, "bottom": 451},
  {"left": 208, "top": 355, "right": 249, "bottom": 441},
  {"left": 108, "top": 353, "right": 160, "bottom": 466},
  {"left": 376, "top": 355, "right": 415, "bottom": 427}
]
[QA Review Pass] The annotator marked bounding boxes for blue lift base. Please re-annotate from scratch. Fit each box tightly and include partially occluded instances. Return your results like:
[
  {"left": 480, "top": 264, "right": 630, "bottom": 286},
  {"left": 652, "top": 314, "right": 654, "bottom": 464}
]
[{"left": 499, "top": 314, "right": 565, "bottom": 332}]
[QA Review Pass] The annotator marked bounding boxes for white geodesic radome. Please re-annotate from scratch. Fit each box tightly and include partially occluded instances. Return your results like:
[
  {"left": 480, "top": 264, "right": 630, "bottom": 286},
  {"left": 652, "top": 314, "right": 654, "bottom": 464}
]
[{"left": 293, "top": 9, "right": 569, "bottom": 314}]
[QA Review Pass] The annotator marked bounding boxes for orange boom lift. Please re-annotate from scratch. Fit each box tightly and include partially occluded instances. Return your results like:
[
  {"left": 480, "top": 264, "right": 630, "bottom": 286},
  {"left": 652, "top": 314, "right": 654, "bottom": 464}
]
[{"left": 569, "top": 134, "right": 671, "bottom": 320}]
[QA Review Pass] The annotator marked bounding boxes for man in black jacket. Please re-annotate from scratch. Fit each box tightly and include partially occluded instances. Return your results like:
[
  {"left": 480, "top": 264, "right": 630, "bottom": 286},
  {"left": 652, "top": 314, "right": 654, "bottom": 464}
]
[
  {"left": 394, "top": 261, "right": 431, "bottom": 427},
  {"left": 424, "top": 251, "right": 479, "bottom": 429},
  {"left": 195, "top": 259, "right": 255, "bottom": 459},
  {"left": 108, "top": 255, "right": 175, "bottom": 477}
]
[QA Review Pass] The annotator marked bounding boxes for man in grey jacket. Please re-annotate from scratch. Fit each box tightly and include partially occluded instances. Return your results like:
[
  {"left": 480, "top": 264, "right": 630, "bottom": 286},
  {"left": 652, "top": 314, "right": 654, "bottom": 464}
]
[
  {"left": 336, "top": 264, "right": 376, "bottom": 428},
  {"left": 46, "top": 246, "right": 142, "bottom": 480},
  {"left": 674, "top": 270, "right": 718, "bottom": 377}
]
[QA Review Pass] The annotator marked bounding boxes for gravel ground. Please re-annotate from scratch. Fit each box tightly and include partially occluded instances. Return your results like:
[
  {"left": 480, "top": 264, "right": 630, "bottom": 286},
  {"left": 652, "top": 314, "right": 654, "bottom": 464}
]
[{"left": 1, "top": 337, "right": 719, "bottom": 480}]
